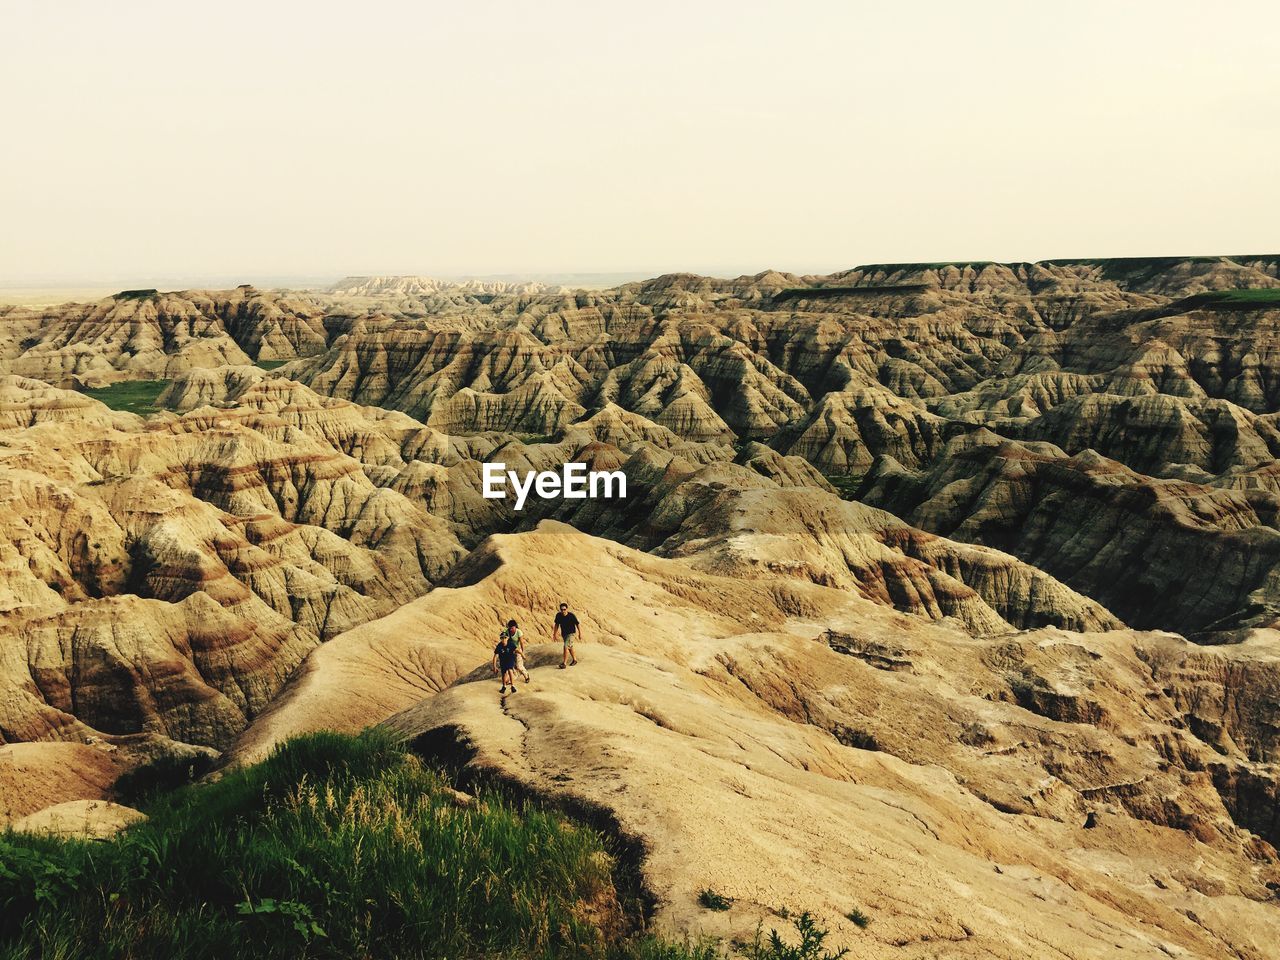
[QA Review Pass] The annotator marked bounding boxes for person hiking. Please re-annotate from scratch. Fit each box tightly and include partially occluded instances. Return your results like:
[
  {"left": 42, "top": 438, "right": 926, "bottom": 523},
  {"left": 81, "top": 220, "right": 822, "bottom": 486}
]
[
  {"left": 508, "top": 620, "right": 530, "bottom": 683},
  {"left": 551, "top": 602, "right": 580, "bottom": 669},
  {"left": 492, "top": 619, "right": 523, "bottom": 693}
]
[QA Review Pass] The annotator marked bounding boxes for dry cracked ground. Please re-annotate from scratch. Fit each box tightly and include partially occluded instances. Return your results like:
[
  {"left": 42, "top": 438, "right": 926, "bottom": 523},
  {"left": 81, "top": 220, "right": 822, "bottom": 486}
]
[{"left": 2, "top": 258, "right": 1280, "bottom": 957}]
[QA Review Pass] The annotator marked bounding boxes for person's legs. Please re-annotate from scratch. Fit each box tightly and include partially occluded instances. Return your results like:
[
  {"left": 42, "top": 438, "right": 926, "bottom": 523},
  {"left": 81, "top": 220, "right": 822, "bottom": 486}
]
[
  {"left": 560, "top": 641, "right": 569, "bottom": 668},
  {"left": 567, "top": 634, "right": 577, "bottom": 665}
]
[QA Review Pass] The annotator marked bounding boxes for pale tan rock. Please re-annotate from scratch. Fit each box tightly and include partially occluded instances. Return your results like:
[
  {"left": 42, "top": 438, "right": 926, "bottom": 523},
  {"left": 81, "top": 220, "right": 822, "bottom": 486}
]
[
  {"left": 0, "top": 742, "right": 123, "bottom": 821},
  {"left": 10, "top": 799, "right": 144, "bottom": 839},
  {"left": 213, "top": 523, "right": 1279, "bottom": 959}
]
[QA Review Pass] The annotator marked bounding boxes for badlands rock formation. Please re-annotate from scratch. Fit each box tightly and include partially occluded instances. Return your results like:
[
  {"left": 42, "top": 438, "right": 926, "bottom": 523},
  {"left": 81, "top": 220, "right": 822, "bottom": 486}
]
[
  {"left": 0, "top": 376, "right": 467, "bottom": 754},
  {"left": 271, "top": 256, "right": 1280, "bottom": 637},
  {"left": 3, "top": 255, "right": 1280, "bottom": 955},
  {"left": 0, "top": 372, "right": 1101, "bottom": 754},
  {"left": 229, "top": 523, "right": 1280, "bottom": 960},
  {"left": 0, "top": 286, "right": 331, "bottom": 386},
  {"left": 329, "top": 275, "right": 566, "bottom": 298}
]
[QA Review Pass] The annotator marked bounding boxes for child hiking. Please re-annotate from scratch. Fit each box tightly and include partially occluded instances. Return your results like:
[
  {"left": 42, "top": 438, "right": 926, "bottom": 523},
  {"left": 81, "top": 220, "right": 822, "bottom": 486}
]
[{"left": 493, "top": 619, "right": 527, "bottom": 693}]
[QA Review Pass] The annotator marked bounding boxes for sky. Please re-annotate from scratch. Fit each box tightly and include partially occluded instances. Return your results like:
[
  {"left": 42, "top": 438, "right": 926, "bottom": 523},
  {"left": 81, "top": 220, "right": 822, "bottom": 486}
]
[{"left": 3, "top": 0, "right": 1278, "bottom": 285}]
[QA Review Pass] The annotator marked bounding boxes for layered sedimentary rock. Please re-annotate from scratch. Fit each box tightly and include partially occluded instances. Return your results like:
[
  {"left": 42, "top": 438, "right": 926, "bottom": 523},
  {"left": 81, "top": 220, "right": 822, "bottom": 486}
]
[
  {"left": 0, "top": 375, "right": 138, "bottom": 432},
  {"left": 0, "top": 286, "right": 332, "bottom": 386},
  {"left": 3, "top": 257, "right": 1280, "bottom": 956},
  {"left": 859, "top": 431, "right": 1280, "bottom": 635},
  {"left": 0, "top": 373, "right": 1113, "bottom": 760},
  {"left": 240, "top": 256, "right": 1280, "bottom": 636},
  {"left": 5, "top": 255, "right": 1280, "bottom": 757},
  {"left": 0, "top": 379, "right": 468, "bottom": 752},
  {"left": 158, "top": 369, "right": 1104, "bottom": 635}
]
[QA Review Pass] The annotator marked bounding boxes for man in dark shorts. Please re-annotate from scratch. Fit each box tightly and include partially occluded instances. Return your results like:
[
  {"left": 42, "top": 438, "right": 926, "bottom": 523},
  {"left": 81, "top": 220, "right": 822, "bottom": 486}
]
[{"left": 551, "top": 602, "right": 580, "bottom": 669}]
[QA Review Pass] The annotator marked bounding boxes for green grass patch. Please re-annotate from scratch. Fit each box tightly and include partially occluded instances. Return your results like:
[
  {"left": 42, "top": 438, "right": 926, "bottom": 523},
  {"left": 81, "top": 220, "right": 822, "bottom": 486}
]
[
  {"left": 621, "top": 938, "right": 722, "bottom": 960},
  {"left": 745, "top": 912, "right": 849, "bottom": 960},
  {"left": 698, "top": 888, "right": 733, "bottom": 911},
  {"left": 822, "top": 474, "right": 864, "bottom": 500},
  {"left": 0, "top": 730, "right": 712, "bottom": 960},
  {"left": 773, "top": 284, "right": 926, "bottom": 302},
  {"left": 79, "top": 379, "right": 171, "bottom": 415},
  {"left": 844, "top": 907, "right": 871, "bottom": 928},
  {"left": 110, "top": 751, "right": 218, "bottom": 809},
  {"left": 1091, "top": 256, "right": 1220, "bottom": 283},
  {"left": 254, "top": 359, "right": 292, "bottom": 371},
  {"left": 1175, "top": 288, "right": 1280, "bottom": 310},
  {"left": 853, "top": 261, "right": 999, "bottom": 273},
  {"left": 115, "top": 288, "right": 159, "bottom": 301}
]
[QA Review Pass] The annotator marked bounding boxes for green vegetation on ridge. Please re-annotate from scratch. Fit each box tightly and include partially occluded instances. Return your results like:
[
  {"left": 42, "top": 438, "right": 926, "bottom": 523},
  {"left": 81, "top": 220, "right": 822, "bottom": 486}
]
[
  {"left": 774, "top": 284, "right": 925, "bottom": 302},
  {"left": 822, "top": 473, "right": 865, "bottom": 500},
  {"left": 79, "top": 379, "right": 171, "bottom": 416},
  {"left": 1177, "top": 287, "right": 1280, "bottom": 310},
  {"left": 851, "top": 261, "right": 998, "bottom": 273},
  {"left": 0, "top": 731, "right": 715, "bottom": 960}
]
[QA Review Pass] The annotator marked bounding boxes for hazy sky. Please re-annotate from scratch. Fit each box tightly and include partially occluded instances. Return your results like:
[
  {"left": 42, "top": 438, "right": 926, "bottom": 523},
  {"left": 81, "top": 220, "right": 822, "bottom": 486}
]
[{"left": 3, "top": 0, "right": 1278, "bottom": 284}]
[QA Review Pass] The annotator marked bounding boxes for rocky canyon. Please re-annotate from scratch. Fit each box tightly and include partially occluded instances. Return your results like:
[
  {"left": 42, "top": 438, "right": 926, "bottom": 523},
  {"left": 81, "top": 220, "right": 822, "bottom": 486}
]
[{"left": 3, "top": 257, "right": 1280, "bottom": 958}]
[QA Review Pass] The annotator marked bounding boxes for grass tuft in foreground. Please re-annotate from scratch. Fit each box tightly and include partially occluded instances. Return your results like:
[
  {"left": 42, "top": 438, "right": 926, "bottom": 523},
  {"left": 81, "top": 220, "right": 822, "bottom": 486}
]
[
  {"left": 698, "top": 888, "right": 733, "bottom": 911},
  {"left": 745, "top": 912, "right": 850, "bottom": 960},
  {"left": 845, "top": 906, "right": 871, "bottom": 928},
  {"left": 79, "top": 379, "right": 171, "bottom": 415},
  {"left": 0, "top": 730, "right": 714, "bottom": 960}
]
